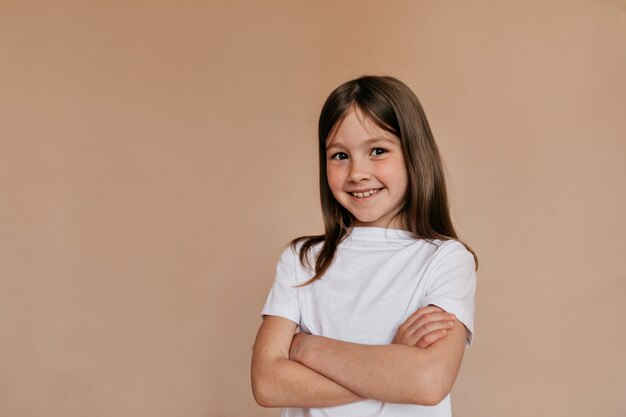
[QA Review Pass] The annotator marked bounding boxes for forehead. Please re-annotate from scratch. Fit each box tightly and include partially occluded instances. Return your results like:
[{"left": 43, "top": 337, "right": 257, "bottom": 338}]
[{"left": 327, "top": 107, "right": 399, "bottom": 145}]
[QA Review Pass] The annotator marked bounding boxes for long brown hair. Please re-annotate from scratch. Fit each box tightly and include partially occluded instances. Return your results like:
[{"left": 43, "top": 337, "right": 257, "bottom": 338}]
[{"left": 292, "top": 75, "right": 478, "bottom": 286}]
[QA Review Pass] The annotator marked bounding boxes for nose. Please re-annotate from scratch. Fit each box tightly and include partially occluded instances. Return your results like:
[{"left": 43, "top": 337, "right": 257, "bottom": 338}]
[{"left": 347, "top": 158, "right": 372, "bottom": 183}]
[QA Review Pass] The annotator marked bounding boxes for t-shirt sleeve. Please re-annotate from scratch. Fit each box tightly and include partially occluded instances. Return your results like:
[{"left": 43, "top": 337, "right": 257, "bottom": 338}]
[
  {"left": 422, "top": 241, "right": 477, "bottom": 346},
  {"left": 260, "top": 246, "right": 301, "bottom": 326}
]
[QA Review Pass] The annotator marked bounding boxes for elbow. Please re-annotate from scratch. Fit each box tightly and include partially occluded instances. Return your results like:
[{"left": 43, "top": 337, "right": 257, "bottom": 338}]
[
  {"left": 251, "top": 373, "right": 274, "bottom": 408},
  {"left": 251, "top": 368, "right": 283, "bottom": 408},
  {"left": 252, "top": 389, "right": 273, "bottom": 408},
  {"left": 252, "top": 384, "right": 272, "bottom": 407},
  {"left": 415, "top": 386, "right": 450, "bottom": 407},
  {"left": 251, "top": 379, "right": 266, "bottom": 407},
  {"left": 409, "top": 382, "right": 450, "bottom": 406},
  {"left": 252, "top": 352, "right": 293, "bottom": 408},
  {"left": 409, "top": 369, "right": 454, "bottom": 406}
]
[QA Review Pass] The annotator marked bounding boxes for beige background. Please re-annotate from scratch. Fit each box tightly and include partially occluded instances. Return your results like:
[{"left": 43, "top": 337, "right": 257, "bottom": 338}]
[{"left": 1, "top": 1, "right": 625, "bottom": 416}]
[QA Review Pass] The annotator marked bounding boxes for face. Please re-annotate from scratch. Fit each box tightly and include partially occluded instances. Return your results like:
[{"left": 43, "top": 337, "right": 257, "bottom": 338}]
[{"left": 326, "top": 107, "right": 408, "bottom": 229}]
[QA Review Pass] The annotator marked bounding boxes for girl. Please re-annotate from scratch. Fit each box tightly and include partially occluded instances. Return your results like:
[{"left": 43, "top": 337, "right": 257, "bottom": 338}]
[{"left": 251, "top": 75, "right": 478, "bottom": 416}]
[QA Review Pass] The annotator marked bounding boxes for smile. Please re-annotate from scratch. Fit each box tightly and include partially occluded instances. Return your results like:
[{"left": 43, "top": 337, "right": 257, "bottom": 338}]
[{"left": 349, "top": 188, "right": 382, "bottom": 198}]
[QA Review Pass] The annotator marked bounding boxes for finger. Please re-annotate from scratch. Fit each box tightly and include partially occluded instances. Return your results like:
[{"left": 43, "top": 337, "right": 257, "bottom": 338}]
[
  {"left": 396, "top": 313, "right": 454, "bottom": 344},
  {"left": 395, "top": 316, "right": 455, "bottom": 347},
  {"left": 416, "top": 329, "right": 448, "bottom": 348},
  {"left": 400, "top": 305, "right": 447, "bottom": 329},
  {"left": 403, "top": 311, "right": 456, "bottom": 335},
  {"left": 409, "top": 319, "right": 455, "bottom": 344}
]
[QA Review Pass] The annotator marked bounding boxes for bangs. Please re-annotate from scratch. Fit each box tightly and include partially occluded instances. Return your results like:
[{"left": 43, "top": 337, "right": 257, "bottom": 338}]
[
  {"left": 352, "top": 84, "right": 401, "bottom": 138},
  {"left": 356, "top": 102, "right": 399, "bottom": 138},
  {"left": 326, "top": 100, "right": 400, "bottom": 146}
]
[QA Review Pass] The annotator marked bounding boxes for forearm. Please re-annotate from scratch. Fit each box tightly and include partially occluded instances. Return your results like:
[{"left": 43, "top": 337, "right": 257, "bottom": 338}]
[
  {"left": 252, "top": 315, "right": 364, "bottom": 408},
  {"left": 291, "top": 332, "right": 463, "bottom": 405},
  {"left": 252, "top": 356, "right": 364, "bottom": 408}
]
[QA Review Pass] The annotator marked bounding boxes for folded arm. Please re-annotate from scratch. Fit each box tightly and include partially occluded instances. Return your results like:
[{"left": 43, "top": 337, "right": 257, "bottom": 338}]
[
  {"left": 289, "top": 319, "right": 467, "bottom": 406},
  {"left": 251, "top": 315, "right": 364, "bottom": 408},
  {"left": 252, "top": 307, "right": 461, "bottom": 408}
]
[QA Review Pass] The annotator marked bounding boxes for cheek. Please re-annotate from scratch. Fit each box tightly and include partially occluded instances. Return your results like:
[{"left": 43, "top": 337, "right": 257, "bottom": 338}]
[
  {"left": 379, "top": 159, "right": 406, "bottom": 179},
  {"left": 326, "top": 166, "right": 344, "bottom": 190},
  {"left": 380, "top": 160, "right": 409, "bottom": 194}
]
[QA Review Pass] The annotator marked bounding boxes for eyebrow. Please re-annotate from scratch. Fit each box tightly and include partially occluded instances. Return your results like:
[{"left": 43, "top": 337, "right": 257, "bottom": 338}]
[{"left": 326, "top": 136, "right": 398, "bottom": 151}]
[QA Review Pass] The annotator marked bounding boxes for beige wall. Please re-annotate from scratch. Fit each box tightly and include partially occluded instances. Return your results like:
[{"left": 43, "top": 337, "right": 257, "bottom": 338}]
[{"left": 1, "top": 1, "right": 625, "bottom": 416}]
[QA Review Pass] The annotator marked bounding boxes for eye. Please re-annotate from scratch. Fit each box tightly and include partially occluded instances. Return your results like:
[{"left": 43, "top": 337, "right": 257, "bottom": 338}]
[
  {"left": 370, "top": 147, "right": 387, "bottom": 156},
  {"left": 330, "top": 152, "right": 348, "bottom": 160}
]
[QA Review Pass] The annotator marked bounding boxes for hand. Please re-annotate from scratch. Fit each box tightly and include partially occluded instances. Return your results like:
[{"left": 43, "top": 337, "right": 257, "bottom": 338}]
[{"left": 392, "top": 305, "right": 457, "bottom": 348}]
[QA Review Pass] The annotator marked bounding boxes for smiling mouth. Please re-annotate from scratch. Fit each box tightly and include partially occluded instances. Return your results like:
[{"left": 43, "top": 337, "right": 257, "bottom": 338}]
[{"left": 349, "top": 188, "right": 382, "bottom": 198}]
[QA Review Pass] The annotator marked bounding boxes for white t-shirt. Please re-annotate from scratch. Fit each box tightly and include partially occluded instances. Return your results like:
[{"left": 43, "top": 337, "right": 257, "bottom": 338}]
[{"left": 262, "top": 227, "right": 477, "bottom": 417}]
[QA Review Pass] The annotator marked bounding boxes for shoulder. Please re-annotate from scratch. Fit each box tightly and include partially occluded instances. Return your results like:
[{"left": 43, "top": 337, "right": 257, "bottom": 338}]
[
  {"left": 285, "top": 236, "right": 324, "bottom": 263},
  {"left": 274, "top": 244, "right": 300, "bottom": 273},
  {"left": 274, "top": 237, "right": 322, "bottom": 279},
  {"left": 428, "top": 239, "right": 475, "bottom": 269}
]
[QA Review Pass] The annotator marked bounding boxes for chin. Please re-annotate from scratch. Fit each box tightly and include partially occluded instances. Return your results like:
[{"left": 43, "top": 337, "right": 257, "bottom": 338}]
[{"left": 353, "top": 218, "right": 382, "bottom": 227}]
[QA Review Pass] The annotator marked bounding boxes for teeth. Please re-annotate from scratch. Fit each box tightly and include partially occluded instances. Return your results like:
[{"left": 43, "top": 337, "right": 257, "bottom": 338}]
[{"left": 351, "top": 188, "right": 380, "bottom": 198}]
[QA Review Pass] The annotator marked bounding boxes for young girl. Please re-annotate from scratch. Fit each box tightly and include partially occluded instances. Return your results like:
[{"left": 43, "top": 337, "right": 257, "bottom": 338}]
[{"left": 251, "top": 75, "right": 478, "bottom": 416}]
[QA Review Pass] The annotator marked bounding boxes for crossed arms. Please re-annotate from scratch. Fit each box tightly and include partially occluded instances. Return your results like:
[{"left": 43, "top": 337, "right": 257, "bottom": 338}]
[{"left": 251, "top": 306, "right": 467, "bottom": 408}]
